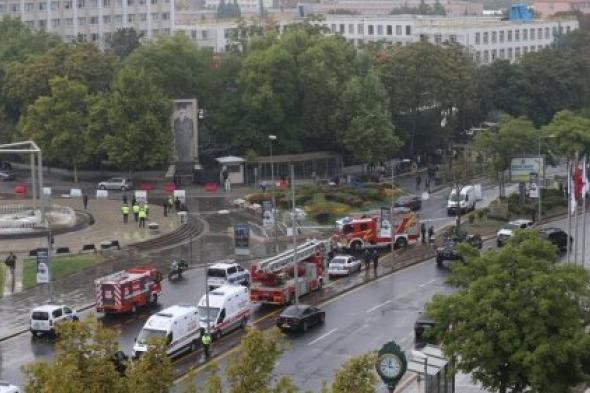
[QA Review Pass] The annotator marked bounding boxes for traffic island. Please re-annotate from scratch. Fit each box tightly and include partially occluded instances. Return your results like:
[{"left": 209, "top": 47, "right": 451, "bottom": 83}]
[{"left": 21, "top": 254, "right": 106, "bottom": 290}]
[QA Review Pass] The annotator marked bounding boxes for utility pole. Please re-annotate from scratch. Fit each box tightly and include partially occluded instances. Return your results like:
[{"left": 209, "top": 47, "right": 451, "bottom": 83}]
[
  {"left": 390, "top": 161, "right": 396, "bottom": 255},
  {"left": 291, "top": 164, "right": 299, "bottom": 306},
  {"left": 269, "top": 135, "right": 278, "bottom": 253}
]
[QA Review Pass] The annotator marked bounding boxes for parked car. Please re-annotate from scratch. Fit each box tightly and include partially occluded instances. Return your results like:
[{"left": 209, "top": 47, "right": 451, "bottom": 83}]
[
  {"left": 0, "top": 169, "right": 15, "bottom": 181},
  {"left": 0, "top": 381, "right": 20, "bottom": 393},
  {"left": 97, "top": 177, "right": 133, "bottom": 191},
  {"left": 394, "top": 195, "right": 422, "bottom": 211},
  {"left": 496, "top": 219, "right": 534, "bottom": 247},
  {"left": 328, "top": 255, "right": 362, "bottom": 278},
  {"left": 206, "top": 260, "right": 250, "bottom": 291},
  {"left": 414, "top": 312, "right": 437, "bottom": 348},
  {"left": 30, "top": 304, "right": 78, "bottom": 337},
  {"left": 435, "top": 232, "right": 482, "bottom": 266},
  {"left": 276, "top": 304, "right": 325, "bottom": 333},
  {"left": 538, "top": 227, "right": 572, "bottom": 253}
]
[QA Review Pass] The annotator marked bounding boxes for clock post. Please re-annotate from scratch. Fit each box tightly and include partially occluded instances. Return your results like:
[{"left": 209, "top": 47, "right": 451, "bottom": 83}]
[{"left": 375, "top": 341, "right": 407, "bottom": 393}]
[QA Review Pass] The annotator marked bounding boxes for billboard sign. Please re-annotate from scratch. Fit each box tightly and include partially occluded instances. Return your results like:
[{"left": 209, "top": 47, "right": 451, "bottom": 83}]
[
  {"left": 511, "top": 157, "right": 544, "bottom": 183},
  {"left": 234, "top": 224, "right": 250, "bottom": 255}
]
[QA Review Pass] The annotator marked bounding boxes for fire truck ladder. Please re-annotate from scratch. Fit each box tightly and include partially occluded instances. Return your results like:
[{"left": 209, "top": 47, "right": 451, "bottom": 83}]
[{"left": 257, "top": 240, "right": 325, "bottom": 274}]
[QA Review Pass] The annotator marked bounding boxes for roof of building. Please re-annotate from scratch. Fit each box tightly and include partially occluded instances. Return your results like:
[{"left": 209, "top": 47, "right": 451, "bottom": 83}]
[{"left": 216, "top": 156, "right": 245, "bottom": 164}]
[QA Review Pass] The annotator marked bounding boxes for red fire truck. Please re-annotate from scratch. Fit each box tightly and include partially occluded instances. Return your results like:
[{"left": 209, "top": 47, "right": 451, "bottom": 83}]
[
  {"left": 95, "top": 266, "right": 163, "bottom": 314},
  {"left": 331, "top": 208, "right": 419, "bottom": 251},
  {"left": 250, "top": 240, "right": 327, "bottom": 306}
]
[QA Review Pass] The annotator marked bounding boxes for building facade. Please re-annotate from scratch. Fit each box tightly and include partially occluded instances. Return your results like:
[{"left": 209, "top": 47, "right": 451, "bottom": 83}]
[
  {"left": 0, "top": 0, "right": 175, "bottom": 45},
  {"left": 203, "top": 0, "right": 273, "bottom": 14},
  {"left": 317, "top": 15, "right": 579, "bottom": 64}
]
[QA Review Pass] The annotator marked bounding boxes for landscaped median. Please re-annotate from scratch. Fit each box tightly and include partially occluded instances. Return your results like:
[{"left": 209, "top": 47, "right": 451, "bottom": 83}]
[{"left": 22, "top": 254, "right": 106, "bottom": 290}]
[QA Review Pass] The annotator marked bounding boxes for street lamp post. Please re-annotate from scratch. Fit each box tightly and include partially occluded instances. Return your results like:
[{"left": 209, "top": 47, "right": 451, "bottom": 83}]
[
  {"left": 390, "top": 161, "right": 396, "bottom": 255},
  {"left": 269, "top": 135, "right": 278, "bottom": 253},
  {"left": 537, "top": 134, "right": 555, "bottom": 224}
]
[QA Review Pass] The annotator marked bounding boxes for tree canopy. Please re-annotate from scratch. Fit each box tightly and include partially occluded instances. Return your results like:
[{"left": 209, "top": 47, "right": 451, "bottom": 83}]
[{"left": 427, "top": 230, "right": 590, "bottom": 393}]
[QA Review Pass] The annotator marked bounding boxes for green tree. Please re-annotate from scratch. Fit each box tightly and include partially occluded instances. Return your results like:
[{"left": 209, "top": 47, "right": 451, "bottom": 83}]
[
  {"left": 474, "top": 116, "right": 537, "bottom": 197},
  {"left": 23, "top": 316, "right": 123, "bottom": 393},
  {"left": 20, "top": 76, "right": 92, "bottom": 182},
  {"left": 103, "top": 67, "right": 172, "bottom": 172},
  {"left": 108, "top": 28, "right": 143, "bottom": 59},
  {"left": 126, "top": 337, "right": 174, "bottom": 393},
  {"left": 427, "top": 230, "right": 590, "bottom": 393},
  {"left": 325, "top": 353, "right": 378, "bottom": 393},
  {"left": 542, "top": 110, "right": 590, "bottom": 159}
]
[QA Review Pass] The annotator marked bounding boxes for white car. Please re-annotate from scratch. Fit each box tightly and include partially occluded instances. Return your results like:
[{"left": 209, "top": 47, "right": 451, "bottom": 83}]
[
  {"left": 30, "top": 304, "right": 78, "bottom": 337},
  {"left": 328, "top": 255, "right": 362, "bottom": 278},
  {"left": 97, "top": 177, "right": 134, "bottom": 191},
  {"left": 496, "top": 219, "right": 534, "bottom": 247},
  {"left": 0, "top": 381, "right": 20, "bottom": 393},
  {"left": 206, "top": 261, "right": 250, "bottom": 291}
]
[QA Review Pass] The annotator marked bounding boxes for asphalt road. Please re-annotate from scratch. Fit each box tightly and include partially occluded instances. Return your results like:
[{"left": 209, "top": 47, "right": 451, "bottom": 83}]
[{"left": 0, "top": 180, "right": 508, "bottom": 389}]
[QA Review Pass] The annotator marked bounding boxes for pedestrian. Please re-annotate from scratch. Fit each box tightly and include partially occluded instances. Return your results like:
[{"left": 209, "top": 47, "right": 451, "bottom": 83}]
[
  {"left": 174, "top": 197, "right": 181, "bottom": 212},
  {"left": 138, "top": 208, "right": 146, "bottom": 228},
  {"left": 328, "top": 247, "right": 335, "bottom": 262},
  {"left": 259, "top": 181, "right": 267, "bottom": 193},
  {"left": 4, "top": 252, "right": 16, "bottom": 276},
  {"left": 121, "top": 203, "right": 129, "bottom": 224},
  {"left": 132, "top": 203, "right": 140, "bottom": 222},
  {"left": 363, "top": 248, "right": 371, "bottom": 271},
  {"left": 416, "top": 175, "right": 422, "bottom": 191},
  {"left": 222, "top": 169, "right": 228, "bottom": 186},
  {"left": 372, "top": 249, "right": 379, "bottom": 275},
  {"left": 122, "top": 194, "right": 128, "bottom": 205},
  {"left": 202, "top": 331, "right": 212, "bottom": 359},
  {"left": 144, "top": 203, "right": 149, "bottom": 216},
  {"left": 163, "top": 201, "right": 168, "bottom": 217},
  {"left": 82, "top": 193, "right": 88, "bottom": 210},
  {"left": 428, "top": 225, "right": 434, "bottom": 244},
  {"left": 425, "top": 176, "right": 431, "bottom": 193},
  {"left": 420, "top": 223, "right": 427, "bottom": 244},
  {"left": 132, "top": 196, "right": 137, "bottom": 207}
]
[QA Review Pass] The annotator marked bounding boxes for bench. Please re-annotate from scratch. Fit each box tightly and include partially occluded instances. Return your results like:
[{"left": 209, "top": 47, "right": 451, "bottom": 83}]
[
  {"left": 110, "top": 240, "right": 121, "bottom": 250},
  {"left": 80, "top": 244, "right": 97, "bottom": 253},
  {"left": 55, "top": 247, "right": 70, "bottom": 254},
  {"left": 148, "top": 222, "right": 159, "bottom": 235},
  {"left": 100, "top": 241, "right": 112, "bottom": 250}
]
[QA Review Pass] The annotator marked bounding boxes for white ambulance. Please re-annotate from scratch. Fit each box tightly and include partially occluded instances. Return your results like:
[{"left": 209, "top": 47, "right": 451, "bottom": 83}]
[
  {"left": 198, "top": 285, "right": 250, "bottom": 339},
  {"left": 133, "top": 304, "right": 201, "bottom": 358}
]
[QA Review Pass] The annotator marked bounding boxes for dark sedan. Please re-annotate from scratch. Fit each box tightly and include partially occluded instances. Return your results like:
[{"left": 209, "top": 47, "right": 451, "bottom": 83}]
[
  {"left": 276, "top": 305, "right": 325, "bottom": 333},
  {"left": 394, "top": 195, "right": 422, "bottom": 211},
  {"left": 436, "top": 232, "right": 482, "bottom": 266},
  {"left": 538, "top": 227, "right": 572, "bottom": 253}
]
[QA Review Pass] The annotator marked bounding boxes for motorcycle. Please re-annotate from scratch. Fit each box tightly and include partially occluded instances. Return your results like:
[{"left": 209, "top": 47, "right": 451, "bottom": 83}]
[{"left": 168, "top": 259, "right": 189, "bottom": 281}]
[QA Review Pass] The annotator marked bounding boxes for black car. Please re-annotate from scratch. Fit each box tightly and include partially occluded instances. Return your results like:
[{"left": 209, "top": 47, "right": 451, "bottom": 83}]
[
  {"left": 538, "top": 227, "right": 572, "bottom": 253},
  {"left": 414, "top": 312, "right": 437, "bottom": 348},
  {"left": 276, "top": 305, "right": 325, "bottom": 332},
  {"left": 394, "top": 195, "right": 422, "bottom": 211},
  {"left": 436, "top": 232, "right": 482, "bottom": 266}
]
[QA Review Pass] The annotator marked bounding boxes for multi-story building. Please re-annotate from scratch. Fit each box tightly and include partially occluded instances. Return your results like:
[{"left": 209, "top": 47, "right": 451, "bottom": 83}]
[
  {"left": 0, "top": 0, "right": 176, "bottom": 45},
  {"left": 316, "top": 14, "right": 579, "bottom": 64},
  {"left": 203, "top": 0, "right": 272, "bottom": 14},
  {"left": 176, "top": 14, "right": 578, "bottom": 65}
]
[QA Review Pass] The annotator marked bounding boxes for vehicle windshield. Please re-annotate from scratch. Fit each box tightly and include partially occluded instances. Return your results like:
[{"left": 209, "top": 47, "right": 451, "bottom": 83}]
[
  {"left": 137, "top": 328, "right": 167, "bottom": 345},
  {"left": 207, "top": 268, "right": 226, "bottom": 278},
  {"left": 503, "top": 223, "right": 519, "bottom": 230},
  {"left": 198, "top": 307, "right": 220, "bottom": 323},
  {"left": 281, "top": 305, "right": 307, "bottom": 317},
  {"left": 449, "top": 192, "right": 461, "bottom": 202},
  {"left": 31, "top": 311, "right": 49, "bottom": 320}
]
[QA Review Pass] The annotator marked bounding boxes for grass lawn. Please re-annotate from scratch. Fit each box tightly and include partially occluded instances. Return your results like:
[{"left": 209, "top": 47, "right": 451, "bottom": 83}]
[
  {"left": 22, "top": 254, "right": 105, "bottom": 290},
  {"left": 0, "top": 264, "right": 5, "bottom": 298}
]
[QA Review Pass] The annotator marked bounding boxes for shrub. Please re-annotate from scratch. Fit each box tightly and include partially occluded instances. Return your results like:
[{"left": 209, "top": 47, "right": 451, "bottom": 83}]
[{"left": 468, "top": 213, "right": 476, "bottom": 224}]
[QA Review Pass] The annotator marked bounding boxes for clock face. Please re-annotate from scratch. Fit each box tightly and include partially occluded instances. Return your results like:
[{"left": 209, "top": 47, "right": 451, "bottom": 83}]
[{"left": 379, "top": 354, "right": 402, "bottom": 379}]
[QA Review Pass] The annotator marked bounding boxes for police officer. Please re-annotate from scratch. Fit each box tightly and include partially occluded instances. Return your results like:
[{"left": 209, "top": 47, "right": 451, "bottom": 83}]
[
  {"left": 144, "top": 203, "right": 150, "bottom": 216},
  {"left": 138, "top": 208, "right": 146, "bottom": 228},
  {"left": 121, "top": 203, "right": 129, "bottom": 224},
  {"left": 132, "top": 203, "right": 140, "bottom": 222},
  {"left": 201, "top": 331, "right": 212, "bottom": 359}
]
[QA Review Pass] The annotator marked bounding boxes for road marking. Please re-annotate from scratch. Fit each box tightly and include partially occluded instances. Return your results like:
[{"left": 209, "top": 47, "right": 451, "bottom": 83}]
[
  {"left": 307, "top": 329, "right": 337, "bottom": 346},
  {"left": 366, "top": 300, "right": 392, "bottom": 313},
  {"left": 419, "top": 278, "right": 438, "bottom": 288}
]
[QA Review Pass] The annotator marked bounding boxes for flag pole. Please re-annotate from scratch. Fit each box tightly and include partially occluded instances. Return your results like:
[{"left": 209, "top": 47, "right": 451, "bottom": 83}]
[
  {"left": 582, "top": 156, "right": 587, "bottom": 268},
  {"left": 575, "top": 196, "right": 579, "bottom": 265},
  {"left": 567, "top": 160, "right": 572, "bottom": 264}
]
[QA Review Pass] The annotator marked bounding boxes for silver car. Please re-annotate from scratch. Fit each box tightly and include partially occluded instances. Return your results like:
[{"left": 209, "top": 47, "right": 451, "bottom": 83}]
[
  {"left": 97, "top": 177, "right": 133, "bottom": 191},
  {"left": 328, "top": 255, "right": 362, "bottom": 278}
]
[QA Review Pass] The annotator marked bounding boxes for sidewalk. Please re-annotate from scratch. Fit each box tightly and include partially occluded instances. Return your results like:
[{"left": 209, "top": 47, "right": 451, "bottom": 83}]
[{"left": 0, "top": 196, "right": 181, "bottom": 297}]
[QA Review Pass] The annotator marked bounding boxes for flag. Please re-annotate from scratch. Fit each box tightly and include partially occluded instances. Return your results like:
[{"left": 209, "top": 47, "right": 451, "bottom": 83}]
[
  {"left": 583, "top": 155, "right": 589, "bottom": 198},
  {"left": 570, "top": 163, "right": 577, "bottom": 214},
  {"left": 575, "top": 163, "right": 583, "bottom": 201}
]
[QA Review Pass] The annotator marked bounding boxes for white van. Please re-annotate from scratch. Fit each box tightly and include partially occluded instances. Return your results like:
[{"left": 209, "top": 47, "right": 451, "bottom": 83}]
[
  {"left": 447, "top": 185, "right": 477, "bottom": 215},
  {"left": 0, "top": 381, "right": 20, "bottom": 393},
  {"left": 30, "top": 304, "right": 78, "bottom": 337},
  {"left": 133, "top": 304, "right": 201, "bottom": 358},
  {"left": 206, "top": 261, "right": 250, "bottom": 291},
  {"left": 198, "top": 285, "right": 250, "bottom": 339}
]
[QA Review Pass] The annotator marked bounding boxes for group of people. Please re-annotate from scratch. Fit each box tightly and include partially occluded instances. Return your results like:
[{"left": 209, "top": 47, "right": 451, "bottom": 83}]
[
  {"left": 163, "top": 195, "right": 185, "bottom": 217},
  {"left": 420, "top": 223, "right": 435, "bottom": 244},
  {"left": 362, "top": 248, "right": 380, "bottom": 274},
  {"left": 120, "top": 196, "right": 149, "bottom": 228}
]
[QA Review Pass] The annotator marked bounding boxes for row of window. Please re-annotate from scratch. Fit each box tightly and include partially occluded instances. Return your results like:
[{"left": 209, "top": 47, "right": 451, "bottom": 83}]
[
  {"left": 62, "top": 27, "right": 168, "bottom": 41},
  {"left": 0, "top": 0, "right": 169, "bottom": 14},
  {"left": 474, "top": 44, "right": 548, "bottom": 64},
  {"left": 326, "top": 23, "right": 412, "bottom": 37},
  {"left": 474, "top": 25, "right": 571, "bottom": 45},
  {"left": 24, "top": 12, "right": 169, "bottom": 27}
]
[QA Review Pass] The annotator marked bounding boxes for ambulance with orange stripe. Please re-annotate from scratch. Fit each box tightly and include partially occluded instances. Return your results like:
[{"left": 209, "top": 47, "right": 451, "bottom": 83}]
[
  {"left": 197, "top": 285, "right": 250, "bottom": 339},
  {"left": 331, "top": 208, "right": 419, "bottom": 251}
]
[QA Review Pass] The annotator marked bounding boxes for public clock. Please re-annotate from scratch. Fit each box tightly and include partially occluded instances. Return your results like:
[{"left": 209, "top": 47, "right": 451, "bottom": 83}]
[
  {"left": 375, "top": 340, "right": 407, "bottom": 391},
  {"left": 378, "top": 353, "right": 403, "bottom": 379}
]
